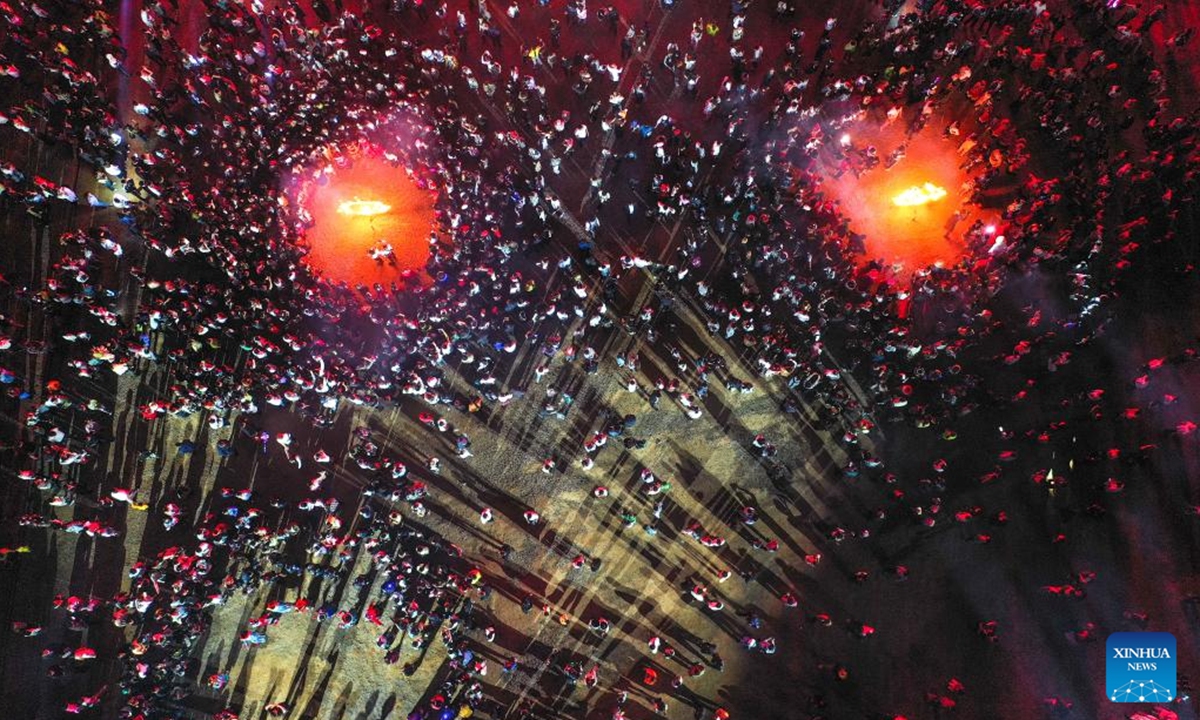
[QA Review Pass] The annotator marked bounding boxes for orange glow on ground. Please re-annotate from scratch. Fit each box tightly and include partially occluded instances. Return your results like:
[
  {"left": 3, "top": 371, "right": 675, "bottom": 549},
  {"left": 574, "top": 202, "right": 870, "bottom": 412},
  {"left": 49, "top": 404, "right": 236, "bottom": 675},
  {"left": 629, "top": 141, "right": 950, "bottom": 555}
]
[
  {"left": 300, "top": 155, "right": 435, "bottom": 287},
  {"left": 825, "top": 122, "right": 988, "bottom": 272}
]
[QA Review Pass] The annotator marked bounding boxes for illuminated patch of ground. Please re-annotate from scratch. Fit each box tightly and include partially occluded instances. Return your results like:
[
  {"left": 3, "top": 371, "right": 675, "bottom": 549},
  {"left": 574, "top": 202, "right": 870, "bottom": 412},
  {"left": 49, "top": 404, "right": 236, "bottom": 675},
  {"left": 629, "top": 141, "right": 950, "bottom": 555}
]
[
  {"left": 824, "top": 120, "right": 994, "bottom": 272},
  {"left": 298, "top": 154, "right": 436, "bottom": 288}
]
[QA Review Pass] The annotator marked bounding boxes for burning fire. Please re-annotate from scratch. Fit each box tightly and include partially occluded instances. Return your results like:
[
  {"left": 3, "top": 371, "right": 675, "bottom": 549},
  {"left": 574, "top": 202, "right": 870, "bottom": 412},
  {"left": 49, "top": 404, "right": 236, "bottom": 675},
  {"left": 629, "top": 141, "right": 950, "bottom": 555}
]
[
  {"left": 337, "top": 198, "right": 392, "bottom": 216},
  {"left": 892, "top": 183, "right": 948, "bottom": 207}
]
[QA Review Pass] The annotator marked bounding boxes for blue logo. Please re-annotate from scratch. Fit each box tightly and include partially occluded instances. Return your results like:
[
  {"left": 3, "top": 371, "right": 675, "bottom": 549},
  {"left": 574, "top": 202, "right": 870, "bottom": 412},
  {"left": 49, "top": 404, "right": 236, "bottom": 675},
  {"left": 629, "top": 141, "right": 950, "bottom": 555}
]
[{"left": 1107, "top": 632, "right": 1176, "bottom": 703}]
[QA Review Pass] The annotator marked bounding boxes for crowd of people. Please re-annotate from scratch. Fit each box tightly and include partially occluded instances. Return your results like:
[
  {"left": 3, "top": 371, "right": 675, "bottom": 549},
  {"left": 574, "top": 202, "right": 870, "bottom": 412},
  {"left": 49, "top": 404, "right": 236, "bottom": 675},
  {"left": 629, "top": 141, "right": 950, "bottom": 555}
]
[{"left": 2, "top": 0, "right": 1199, "bottom": 717}]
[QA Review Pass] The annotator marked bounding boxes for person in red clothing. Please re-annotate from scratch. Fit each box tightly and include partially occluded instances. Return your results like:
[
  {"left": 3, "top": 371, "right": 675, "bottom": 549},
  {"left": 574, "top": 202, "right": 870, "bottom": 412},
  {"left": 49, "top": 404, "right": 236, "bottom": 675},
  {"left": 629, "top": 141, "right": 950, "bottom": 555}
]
[{"left": 643, "top": 667, "right": 658, "bottom": 686}]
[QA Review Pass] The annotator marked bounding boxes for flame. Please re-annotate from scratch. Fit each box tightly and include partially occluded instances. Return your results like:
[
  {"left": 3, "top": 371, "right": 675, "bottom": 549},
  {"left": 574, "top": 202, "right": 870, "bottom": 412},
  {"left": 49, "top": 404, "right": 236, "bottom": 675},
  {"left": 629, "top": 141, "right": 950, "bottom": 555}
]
[
  {"left": 337, "top": 198, "right": 392, "bottom": 216},
  {"left": 892, "top": 183, "right": 948, "bottom": 207}
]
